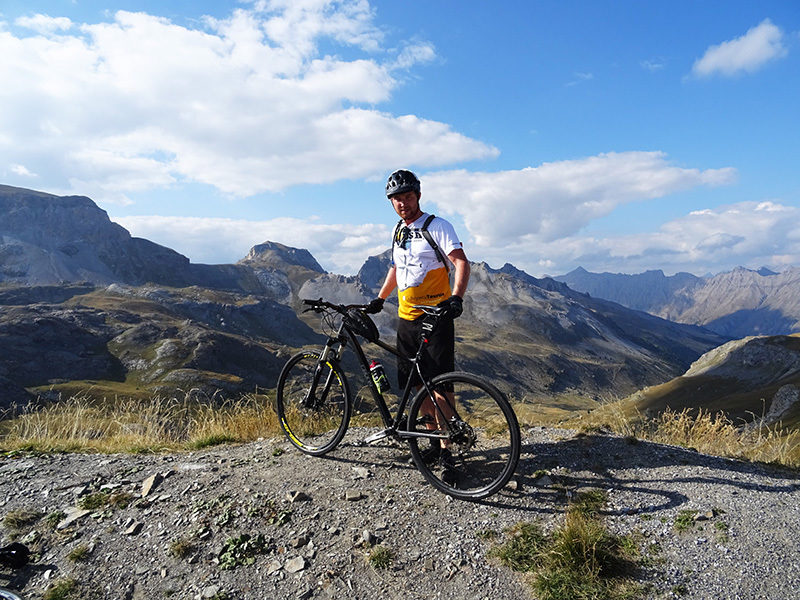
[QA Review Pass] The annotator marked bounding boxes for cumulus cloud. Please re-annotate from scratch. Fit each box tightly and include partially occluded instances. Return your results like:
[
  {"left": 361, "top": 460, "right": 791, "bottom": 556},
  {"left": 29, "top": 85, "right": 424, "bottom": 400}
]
[
  {"left": 110, "top": 152, "right": 773, "bottom": 278},
  {"left": 115, "top": 199, "right": 800, "bottom": 279},
  {"left": 692, "top": 19, "right": 787, "bottom": 77},
  {"left": 14, "top": 14, "right": 73, "bottom": 34},
  {"left": 114, "top": 214, "right": 391, "bottom": 274},
  {"left": 473, "top": 200, "right": 800, "bottom": 277},
  {"left": 423, "top": 151, "right": 736, "bottom": 247},
  {"left": 0, "top": 2, "right": 496, "bottom": 203}
]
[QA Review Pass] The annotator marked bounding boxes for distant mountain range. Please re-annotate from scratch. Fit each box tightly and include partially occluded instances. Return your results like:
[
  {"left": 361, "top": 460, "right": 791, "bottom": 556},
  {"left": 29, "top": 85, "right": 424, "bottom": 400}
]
[
  {"left": 0, "top": 184, "right": 730, "bottom": 411},
  {"left": 555, "top": 266, "right": 800, "bottom": 338}
]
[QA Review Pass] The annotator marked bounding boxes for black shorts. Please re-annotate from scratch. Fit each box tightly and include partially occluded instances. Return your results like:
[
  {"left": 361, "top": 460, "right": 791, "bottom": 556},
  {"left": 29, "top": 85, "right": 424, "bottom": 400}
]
[{"left": 396, "top": 315, "right": 454, "bottom": 390}]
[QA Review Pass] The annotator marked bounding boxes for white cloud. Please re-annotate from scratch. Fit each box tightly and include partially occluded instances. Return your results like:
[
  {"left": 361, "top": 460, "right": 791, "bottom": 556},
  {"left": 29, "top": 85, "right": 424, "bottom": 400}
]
[
  {"left": 113, "top": 214, "right": 390, "bottom": 274},
  {"left": 10, "top": 164, "right": 36, "bottom": 177},
  {"left": 14, "top": 14, "right": 73, "bottom": 34},
  {"left": 110, "top": 152, "right": 762, "bottom": 278},
  {"left": 114, "top": 198, "right": 800, "bottom": 279},
  {"left": 0, "top": 2, "right": 496, "bottom": 204},
  {"left": 692, "top": 19, "right": 787, "bottom": 78},
  {"left": 640, "top": 58, "right": 665, "bottom": 72},
  {"left": 474, "top": 200, "right": 800, "bottom": 277},
  {"left": 423, "top": 151, "right": 736, "bottom": 247}
]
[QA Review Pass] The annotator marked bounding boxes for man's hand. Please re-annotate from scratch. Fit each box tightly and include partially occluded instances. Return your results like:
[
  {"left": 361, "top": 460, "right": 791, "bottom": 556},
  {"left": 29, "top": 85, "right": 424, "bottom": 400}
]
[
  {"left": 437, "top": 295, "right": 463, "bottom": 319},
  {"left": 365, "top": 297, "right": 385, "bottom": 314}
]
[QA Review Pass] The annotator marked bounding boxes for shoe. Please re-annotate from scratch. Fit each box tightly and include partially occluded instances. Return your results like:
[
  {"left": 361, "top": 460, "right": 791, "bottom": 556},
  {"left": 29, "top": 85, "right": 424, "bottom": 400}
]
[
  {"left": 438, "top": 449, "right": 458, "bottom": 487},
  {"left": 419, "top": 445, "right": 442, "bottom": 465},
  {"left": 407, "top": 444, "right": 441, "bottom": 466}
]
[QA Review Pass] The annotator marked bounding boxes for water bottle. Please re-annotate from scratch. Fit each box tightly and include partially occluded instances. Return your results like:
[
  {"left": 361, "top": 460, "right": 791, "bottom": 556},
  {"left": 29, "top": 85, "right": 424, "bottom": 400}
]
[{"left": 369, "top": 360, "right": 390, "bottom": 393}]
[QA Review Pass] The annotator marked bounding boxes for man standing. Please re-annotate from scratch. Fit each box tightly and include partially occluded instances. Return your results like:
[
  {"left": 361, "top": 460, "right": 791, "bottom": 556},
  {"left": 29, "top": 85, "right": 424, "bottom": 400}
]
[{"left": 366, "top": 169, "right": 470, "bottom": 480}]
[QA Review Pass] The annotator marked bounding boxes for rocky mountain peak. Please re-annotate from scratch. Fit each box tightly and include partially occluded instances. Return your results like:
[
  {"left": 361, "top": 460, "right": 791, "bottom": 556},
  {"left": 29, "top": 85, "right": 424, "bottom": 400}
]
[
  {"left": 0, "top": 185, "right": 190, "bottom": 286},
  {"left": 240, "top": 241, "right": 325, "bottom": 274}
]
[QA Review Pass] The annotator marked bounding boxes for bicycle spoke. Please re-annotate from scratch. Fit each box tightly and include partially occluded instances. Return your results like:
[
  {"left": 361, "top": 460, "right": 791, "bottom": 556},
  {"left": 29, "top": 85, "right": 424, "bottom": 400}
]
[
  {"left": 407, "top": 372, "right": 520, "bottom": 499},
  {"left": 276, "top": 351, "right": 351, "bottom": 455}
]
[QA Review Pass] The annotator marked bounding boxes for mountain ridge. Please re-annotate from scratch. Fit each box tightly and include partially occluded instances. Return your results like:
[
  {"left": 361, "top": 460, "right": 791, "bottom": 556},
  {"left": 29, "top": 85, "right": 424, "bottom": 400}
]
[
  {"left": 0, "top": 184, "right": 728, "bottom": 409},
  {"left": 556, "top": 265, "right": 800, "bottom": 338}
]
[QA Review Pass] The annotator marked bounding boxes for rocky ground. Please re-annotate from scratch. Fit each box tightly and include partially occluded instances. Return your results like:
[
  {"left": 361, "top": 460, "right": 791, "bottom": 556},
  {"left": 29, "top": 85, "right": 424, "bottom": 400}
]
[{"left": 2, "top": 427, "right": 799, "bottom": 600}]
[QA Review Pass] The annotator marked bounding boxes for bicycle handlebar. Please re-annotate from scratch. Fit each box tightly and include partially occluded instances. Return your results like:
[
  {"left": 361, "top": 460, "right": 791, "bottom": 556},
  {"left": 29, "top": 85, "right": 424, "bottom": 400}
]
[
  {"left": 302, "top": 298, "right": 446, "bottom": 318},
  {"left": 302, "top": 298, "right": 369, "bottom": 314}
]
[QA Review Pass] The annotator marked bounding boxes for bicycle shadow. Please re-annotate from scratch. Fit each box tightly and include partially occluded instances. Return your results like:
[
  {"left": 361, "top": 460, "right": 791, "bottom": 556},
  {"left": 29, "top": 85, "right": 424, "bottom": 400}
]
[
  {"left": 481, "top": 431, "right": 800, "bottom": 513},
  {"left": 1, "top": 562, "right": 57, "bottom": 598},
  {"left": 322, "top": 430, "right": 800, "bottom": 514}
]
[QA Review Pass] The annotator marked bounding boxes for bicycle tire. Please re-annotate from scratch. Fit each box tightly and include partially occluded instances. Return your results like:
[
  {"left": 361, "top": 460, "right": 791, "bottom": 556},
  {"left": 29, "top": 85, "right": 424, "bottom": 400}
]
[
  {"left": 407, "top": 371, "right": 520, "bottom": 499},
  {"left": 276, "top": 350, "right": 352, "bottom": 456}
]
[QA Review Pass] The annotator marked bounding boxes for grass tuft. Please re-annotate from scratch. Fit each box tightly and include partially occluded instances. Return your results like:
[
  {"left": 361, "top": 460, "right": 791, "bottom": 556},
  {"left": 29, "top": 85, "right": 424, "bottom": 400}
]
[
  {"left": 367, "top": 545, "right": 395, "bottom": 570},
  {"left": 42, "top": 578, "right": 80, "bottom": 600},
  {"left": 489, "top": 491, "right": 640, "bottom": 600},
  {"left": 3, "top": 508, "right": 43, "bottom": 530}
]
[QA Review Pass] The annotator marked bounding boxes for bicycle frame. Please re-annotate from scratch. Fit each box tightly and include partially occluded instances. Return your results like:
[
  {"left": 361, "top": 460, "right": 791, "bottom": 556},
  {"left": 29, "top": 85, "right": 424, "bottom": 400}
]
[{"left": 310, "top": 308, "right": 452, "bottom": 444}]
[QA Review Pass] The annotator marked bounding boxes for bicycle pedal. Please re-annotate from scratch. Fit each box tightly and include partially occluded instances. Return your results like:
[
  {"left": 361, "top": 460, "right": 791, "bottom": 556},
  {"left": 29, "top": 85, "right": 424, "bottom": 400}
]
[{"left": 363, "top": 429, "right": 392, "bottom": 444}]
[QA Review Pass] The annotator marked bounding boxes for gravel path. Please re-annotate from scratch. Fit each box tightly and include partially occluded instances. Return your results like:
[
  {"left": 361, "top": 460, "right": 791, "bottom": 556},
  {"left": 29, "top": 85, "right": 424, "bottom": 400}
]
[{"left": 1, "top": 427, "right": 799, "bottom": 600}]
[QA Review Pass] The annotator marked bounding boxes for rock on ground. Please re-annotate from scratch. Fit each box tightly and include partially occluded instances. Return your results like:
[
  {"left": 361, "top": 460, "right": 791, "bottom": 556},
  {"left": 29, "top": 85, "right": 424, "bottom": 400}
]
[{"left": 1, "top": 427, "right": 799, "bottom": 600}]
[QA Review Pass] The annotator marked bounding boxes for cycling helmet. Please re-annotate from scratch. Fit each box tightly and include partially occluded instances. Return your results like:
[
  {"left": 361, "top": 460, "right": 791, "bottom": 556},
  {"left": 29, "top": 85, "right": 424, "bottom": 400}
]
[
  {"left": 385, "top": 169, "right": 421, "bottom": 198},
  {"left": 344, "top": 308, "right": 380, "bottom": 343}
]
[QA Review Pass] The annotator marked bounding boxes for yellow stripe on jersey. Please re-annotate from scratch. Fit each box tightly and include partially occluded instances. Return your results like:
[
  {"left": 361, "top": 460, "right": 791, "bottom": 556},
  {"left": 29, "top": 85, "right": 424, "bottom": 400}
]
[{"left": 398, "top": 265, "right": 451, "bottom": 320}]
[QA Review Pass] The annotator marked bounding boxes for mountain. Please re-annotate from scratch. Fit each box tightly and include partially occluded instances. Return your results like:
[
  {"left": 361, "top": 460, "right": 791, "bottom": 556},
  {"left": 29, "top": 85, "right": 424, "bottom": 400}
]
[
  {"left": 596, "top": 333, "right": 800, "bottom": 431},
  {"left": 0, "top": 185, "right": 302, "bottom": 296},
  {"left": 0, "top": 185, "right": 727, "bottom": 411},
  {"left": 0, "top": 184, "right": 195, "bottom": 286},
  {"left": 556, "top": 266, "right": 800, "bottom": 338}
]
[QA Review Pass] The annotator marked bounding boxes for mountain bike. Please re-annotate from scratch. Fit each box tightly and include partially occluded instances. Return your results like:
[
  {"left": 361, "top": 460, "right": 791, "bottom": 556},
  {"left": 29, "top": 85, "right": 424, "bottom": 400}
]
[{"left": 275, "top": 298, "right": 521, "bottom": 500}]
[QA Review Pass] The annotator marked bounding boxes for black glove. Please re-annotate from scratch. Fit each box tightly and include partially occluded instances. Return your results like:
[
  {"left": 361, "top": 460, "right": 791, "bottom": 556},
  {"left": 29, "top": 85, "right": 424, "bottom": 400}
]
[
  {"left": 437, "top": 295, "right": 463, "bottom": 319},
  {"left": 365, "top": 297, "right": 385, "bottom": 314}
]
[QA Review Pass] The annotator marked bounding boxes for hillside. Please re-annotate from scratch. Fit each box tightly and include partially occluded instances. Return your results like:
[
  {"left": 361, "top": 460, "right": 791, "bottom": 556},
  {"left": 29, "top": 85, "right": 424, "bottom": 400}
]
[
  {"left": 556, "top": 266, "right": 800, "bottom": 338},
  {"left": 595, "top": 334, "right": 800, "bottom": 431},
  {"left": 0, "top": 185, "right": 727, "bottom": 411},
  {"left": 2, "top": 428, "right": 799, "bottom": 600}
]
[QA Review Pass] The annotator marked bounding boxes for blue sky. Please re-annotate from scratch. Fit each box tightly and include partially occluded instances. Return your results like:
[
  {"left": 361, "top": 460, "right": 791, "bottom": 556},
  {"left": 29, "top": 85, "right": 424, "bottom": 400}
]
[{"left": 1, "top": 1, "right": 799, "bottom": 277}]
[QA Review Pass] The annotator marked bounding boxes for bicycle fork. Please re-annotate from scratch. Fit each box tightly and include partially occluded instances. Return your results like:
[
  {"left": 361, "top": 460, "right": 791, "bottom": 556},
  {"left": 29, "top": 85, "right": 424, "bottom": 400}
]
[{"left": 304, "top": 337, "right": 344, "bottom": 409}]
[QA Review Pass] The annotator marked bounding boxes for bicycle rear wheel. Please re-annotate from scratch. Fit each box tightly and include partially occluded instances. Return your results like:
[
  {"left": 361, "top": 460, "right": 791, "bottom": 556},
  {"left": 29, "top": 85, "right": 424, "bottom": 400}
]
[
  {"left": 407, "top": 371, "right": 520, "bottom": 499},
  {"left": 276, "top": 351, "right": 351, "bottom": 455}
]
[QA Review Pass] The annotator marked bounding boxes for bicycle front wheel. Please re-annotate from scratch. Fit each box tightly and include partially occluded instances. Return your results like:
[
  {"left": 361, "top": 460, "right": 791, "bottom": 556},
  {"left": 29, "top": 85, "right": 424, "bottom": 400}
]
[
  {"left": 276, "top": 351, "right": 351, "bottom": 456},
  {"left": 407, "top": 371, "right": 521, "bottom": 499}
]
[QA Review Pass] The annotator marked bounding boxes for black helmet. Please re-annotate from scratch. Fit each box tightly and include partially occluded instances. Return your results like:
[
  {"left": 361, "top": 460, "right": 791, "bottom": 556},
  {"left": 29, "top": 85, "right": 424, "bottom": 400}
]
[
  {"left": 385, "top": 169, "right": 420, "bottom": 198},
  {"left": 344, "top": 308, "right": 380, "bottom": 343}
]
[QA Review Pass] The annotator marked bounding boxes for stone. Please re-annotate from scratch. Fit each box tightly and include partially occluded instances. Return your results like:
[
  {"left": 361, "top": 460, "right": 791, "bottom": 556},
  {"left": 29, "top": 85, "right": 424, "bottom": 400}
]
[
  {"left": 286, "top": 490, "right": 310, "bottom": 503},
  {"left": 141, "top": 473, "right": 163, "bottom": 497},
  {"left": 290, "top": 535, "right": 309, "bottom": 548},
  {"left": 285, "top": 556, "right": 306, "bottom": 573},
  {"left": 352, "top": 467, "right": 370, "bottom": 479},
  {"left": 57, "top": 508, "right": 92, "bottom": 530},
  {"left": 124, "top": 521, "right": 143, "bottom": 535}
]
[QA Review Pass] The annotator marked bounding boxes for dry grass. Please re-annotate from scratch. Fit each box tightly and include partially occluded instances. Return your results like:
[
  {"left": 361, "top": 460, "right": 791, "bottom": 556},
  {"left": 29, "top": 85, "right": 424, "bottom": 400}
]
[
  {"left": 0, "top": 394, "right": 280, "bottom": 453},
  {"left": 574, "top": 404, "right": 800, "bottom": 469},
  {"left": 3, "top": 392, "right": 800, "bottom": 471}
]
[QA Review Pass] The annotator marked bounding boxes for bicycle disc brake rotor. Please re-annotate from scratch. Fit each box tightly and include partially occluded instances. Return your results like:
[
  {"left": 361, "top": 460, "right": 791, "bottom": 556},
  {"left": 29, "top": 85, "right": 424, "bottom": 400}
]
[{"left": 448, "top": 419, "right": 476, "bottom": 454}]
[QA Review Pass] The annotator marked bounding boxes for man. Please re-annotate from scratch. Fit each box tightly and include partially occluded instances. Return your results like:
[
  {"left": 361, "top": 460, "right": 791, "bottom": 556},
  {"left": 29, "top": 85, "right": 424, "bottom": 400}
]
[{"left": 366, "top": 169, "right": 470, "bottom": 481}]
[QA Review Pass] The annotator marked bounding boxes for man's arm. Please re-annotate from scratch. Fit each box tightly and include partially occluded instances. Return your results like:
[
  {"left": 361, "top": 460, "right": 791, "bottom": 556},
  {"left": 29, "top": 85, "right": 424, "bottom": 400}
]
[
  {"left": 448, "top": 249, "right": 470, "bottom": 298},
  {"left": 378, "top": 265, "right": 398, "bottom": 300}
]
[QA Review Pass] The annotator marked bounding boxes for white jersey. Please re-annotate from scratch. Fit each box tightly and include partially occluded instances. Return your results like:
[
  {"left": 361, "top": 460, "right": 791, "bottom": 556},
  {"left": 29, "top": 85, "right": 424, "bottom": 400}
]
[{"left": 392, "top": 213, "right": 462, "bottom": 320}]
